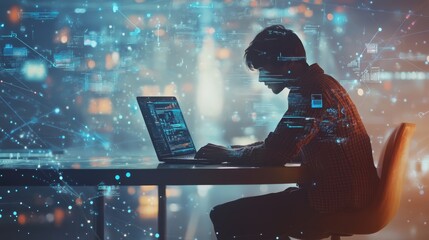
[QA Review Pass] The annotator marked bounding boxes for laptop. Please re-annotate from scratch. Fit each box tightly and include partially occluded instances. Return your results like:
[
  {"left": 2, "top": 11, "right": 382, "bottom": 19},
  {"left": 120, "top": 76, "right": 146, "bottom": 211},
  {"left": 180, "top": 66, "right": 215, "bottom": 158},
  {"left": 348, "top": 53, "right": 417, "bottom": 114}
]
[{"left": 137, "top": 96, "right": 224, "bottom": 164}]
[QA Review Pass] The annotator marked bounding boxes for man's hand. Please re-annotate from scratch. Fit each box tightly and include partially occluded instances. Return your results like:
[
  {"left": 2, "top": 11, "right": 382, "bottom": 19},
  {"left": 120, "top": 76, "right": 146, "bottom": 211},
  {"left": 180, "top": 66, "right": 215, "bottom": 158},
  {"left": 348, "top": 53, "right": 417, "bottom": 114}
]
[
  {"left": 195, "top": 143, "right": 243, "bottom": 160},
  {"left": 230, "top": 141, "right": 264, "bottom": 149}
]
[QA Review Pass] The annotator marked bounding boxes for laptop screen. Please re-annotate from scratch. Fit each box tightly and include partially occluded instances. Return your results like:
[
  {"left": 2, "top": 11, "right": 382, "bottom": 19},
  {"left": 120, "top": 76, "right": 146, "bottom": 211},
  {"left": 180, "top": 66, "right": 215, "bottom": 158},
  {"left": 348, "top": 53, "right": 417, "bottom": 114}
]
[{"left": 137, "top": 96, "right": 196, "bottom": 158}]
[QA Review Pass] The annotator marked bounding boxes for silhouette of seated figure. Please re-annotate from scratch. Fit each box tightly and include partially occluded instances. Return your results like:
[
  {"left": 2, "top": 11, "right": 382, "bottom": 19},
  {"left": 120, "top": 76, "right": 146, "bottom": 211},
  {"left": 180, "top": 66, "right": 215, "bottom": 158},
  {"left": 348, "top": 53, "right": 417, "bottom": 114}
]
[{"left": 195, "top": 25, "right": 380, "bottom": 239}]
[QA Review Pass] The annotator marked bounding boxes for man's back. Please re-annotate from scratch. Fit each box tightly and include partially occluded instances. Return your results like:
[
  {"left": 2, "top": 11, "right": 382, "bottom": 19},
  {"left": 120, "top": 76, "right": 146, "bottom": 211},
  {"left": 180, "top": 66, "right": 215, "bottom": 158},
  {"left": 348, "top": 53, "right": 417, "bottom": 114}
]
[{"left": 290, "top": 64, "right": 380, "bottom": 213}]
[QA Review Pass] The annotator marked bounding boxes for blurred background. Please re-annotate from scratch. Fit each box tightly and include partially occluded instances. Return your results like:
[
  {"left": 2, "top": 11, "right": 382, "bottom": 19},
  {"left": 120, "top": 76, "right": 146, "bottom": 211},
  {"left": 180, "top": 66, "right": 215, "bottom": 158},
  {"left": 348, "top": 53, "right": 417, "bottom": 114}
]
[{"left": 0, "top": 0, "right": 428, "bottom": 239}]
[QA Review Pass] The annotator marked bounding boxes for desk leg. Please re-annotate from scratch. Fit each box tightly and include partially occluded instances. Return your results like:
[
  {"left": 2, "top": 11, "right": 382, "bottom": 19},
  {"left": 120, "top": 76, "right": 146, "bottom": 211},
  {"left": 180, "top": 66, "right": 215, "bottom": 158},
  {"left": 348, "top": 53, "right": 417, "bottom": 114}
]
[
  {"left": 96, "top": 188, "right": 105, "bottom": 240},
  {"left": 158, "top": 184, "right": 166, "bottom": 240}
]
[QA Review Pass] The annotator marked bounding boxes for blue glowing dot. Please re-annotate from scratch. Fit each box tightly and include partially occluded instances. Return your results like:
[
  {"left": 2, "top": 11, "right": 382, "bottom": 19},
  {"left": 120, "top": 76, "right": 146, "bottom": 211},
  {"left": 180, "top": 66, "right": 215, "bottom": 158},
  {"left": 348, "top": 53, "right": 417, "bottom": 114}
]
[
  {"left": 54, "top": 108, "right": 60, "bottom": 114},
  {"left": 125, "top": 172, "right": 131, "bottom": 178},
  {"left": 147, "top": 13, "right": 151, "bottom": 17},
  {"left": 115, "top": 175, "right": 120, "bottom": 180},
  {"left": 0, "top": 214, "right": 2, "bottom": 218},
  {"left": 68, "top": 206, "right": 72, "bottom": 210},
  {"left": 90, "top": 201, "right": 94, "bottom": 205},
  {"left": 378, "top": 27, "right": 382, "bottom": 32},
  {"left": 13, "top": 211, "right": 17, "bottom": 216},
  {"left": 59, "top": 176, "right": 63, "bottom": 180},
  {"left": 155, "top": 233, "right": 160, "bottom": 238}
]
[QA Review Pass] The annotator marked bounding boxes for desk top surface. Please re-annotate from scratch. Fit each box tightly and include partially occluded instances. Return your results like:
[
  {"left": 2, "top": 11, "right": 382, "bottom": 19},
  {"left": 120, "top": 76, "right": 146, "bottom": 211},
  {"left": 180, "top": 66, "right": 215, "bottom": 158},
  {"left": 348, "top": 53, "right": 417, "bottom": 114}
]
[
  {"left": 0, "top": 151, "right": 304, "bottom": 186},
  {"left": 0, "top": 150, "right": 301, "bottom": 169}
]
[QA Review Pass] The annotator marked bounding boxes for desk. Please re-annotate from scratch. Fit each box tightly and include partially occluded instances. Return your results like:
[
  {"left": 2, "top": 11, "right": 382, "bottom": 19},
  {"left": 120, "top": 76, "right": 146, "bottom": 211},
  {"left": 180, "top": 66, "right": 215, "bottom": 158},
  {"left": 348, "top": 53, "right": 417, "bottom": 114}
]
[{"left": 0, "top": 154, "right": 305, "bottom": 240}]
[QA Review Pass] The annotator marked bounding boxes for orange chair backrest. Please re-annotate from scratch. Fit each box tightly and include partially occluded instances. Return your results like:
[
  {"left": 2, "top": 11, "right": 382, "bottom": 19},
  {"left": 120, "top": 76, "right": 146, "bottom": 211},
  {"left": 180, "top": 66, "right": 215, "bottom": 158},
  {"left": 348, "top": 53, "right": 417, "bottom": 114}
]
[{"left": 369, "top": 123, "right": 416, "bottom": 231}]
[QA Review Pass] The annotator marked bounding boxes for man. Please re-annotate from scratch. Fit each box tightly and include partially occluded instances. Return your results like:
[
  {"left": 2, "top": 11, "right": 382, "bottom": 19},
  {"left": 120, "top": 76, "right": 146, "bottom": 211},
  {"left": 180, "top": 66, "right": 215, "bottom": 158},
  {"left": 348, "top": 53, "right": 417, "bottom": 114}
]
[{"left": 195, "top": 25, "right": 380, "bottom": 239}]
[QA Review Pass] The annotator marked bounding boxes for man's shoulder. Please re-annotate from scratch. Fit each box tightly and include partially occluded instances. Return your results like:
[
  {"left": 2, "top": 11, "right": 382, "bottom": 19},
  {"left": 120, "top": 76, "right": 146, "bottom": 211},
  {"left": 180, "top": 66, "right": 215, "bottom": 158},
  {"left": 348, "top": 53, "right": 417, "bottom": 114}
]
[{"left": 301, "top": 71, "right": 340, "bottom": 90}]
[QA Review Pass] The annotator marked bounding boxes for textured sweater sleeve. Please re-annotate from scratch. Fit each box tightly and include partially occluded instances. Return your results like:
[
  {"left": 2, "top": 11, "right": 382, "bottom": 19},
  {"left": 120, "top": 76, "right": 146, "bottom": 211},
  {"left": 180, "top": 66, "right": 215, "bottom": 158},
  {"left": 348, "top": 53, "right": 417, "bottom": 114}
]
[{"left": 237, "top": 78, "right": 328, "bottom": 166}]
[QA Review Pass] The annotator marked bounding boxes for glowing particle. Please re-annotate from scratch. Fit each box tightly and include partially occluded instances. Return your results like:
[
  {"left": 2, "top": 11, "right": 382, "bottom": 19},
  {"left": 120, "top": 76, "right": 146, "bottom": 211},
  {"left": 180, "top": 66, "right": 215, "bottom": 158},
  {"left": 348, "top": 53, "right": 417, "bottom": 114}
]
[
  {"left": 112, "top": 3, "right": 119, "bottom": 13},
  {"left": 378, "top": 27, "right": 382, "bottom": 32},
  {"left": 60, "top": 35, "right": 68, "bottom": 44},
  {"left": 46, "top": 213, "right": 54, "bottom": 222},
  {"left": 13, "top": 211, "right": 17, "bottom": 216},
  {"left": 335, "top": 26, "right": 343, "bottom": 34},
  {"left": 231, "top": 112, "right": 241, "bottom": 122},
  {"left": 206, "top": 27, "right": 215, "bottom": 34},
  {"left": 115, "top": 175, "right": 120, "bottom": 180},
  {"left": 155, "top": 233, "right": 160, "bottom": 238},
  {"left": 87, "top": 59, "right": 96, "bottom": 69},
  {"left": 59, "top": 176, "right": 63, "bottom": 180},
  {"left": 68, "top": 206, "right": 72, "bottom": 210},
  {"left": 74, "top": 8, "right": 86, "bottom": 14},
  {"left": 357, "top": 88, "right": 364, "bottom": 96},
  {"left": 54, "top": 108, "right": 60, "bottom": 114},
  {"left": 8, "top": 6, "right": 21, "bottom": 24},
  {"left": 21, "top": 61, "right": 47, "bottom": 81},
  {"left": 125, "top": 172, "right": 131, "bottom": 178},
  {"left": 304, "top": 9, "right": 313, "bottom": 18}
]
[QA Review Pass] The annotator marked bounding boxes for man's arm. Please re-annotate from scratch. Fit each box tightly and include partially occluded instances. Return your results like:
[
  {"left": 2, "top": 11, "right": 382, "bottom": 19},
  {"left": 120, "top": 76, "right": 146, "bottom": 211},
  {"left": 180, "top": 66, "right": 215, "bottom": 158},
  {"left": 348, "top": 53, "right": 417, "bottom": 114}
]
[
  {"left": 196, "top": 76, "right": 334, "bottom": 165},
  {"left": 195, "top": 118, "right": 319, "bottom": 165},
  {"left": 195, "top": 143, "right": 247, "bottom": 161},
  {"left": 237, "top": 79, "right": 329, "bottom": 166},
  {"left": 230, "top": 141, "right": 264, "bottom": 149},
  {"left": 237, "top": 117, "right": 320, "bottom": 166}
]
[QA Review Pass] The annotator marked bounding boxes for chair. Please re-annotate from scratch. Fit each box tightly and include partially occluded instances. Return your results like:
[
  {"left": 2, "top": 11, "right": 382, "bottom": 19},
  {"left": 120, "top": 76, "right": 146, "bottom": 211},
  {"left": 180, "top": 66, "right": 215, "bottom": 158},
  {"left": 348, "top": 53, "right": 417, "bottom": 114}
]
[{"left": 291, "top": 122, "right": 416, "bottom": 240}]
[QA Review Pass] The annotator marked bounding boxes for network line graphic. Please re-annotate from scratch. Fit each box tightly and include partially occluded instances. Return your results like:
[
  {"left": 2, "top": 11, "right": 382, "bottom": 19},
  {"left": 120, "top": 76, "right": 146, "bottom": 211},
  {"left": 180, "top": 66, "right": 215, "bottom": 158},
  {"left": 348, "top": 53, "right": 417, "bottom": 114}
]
[{"left": 1, "top": 31, "right": 57, "bottom": 67}]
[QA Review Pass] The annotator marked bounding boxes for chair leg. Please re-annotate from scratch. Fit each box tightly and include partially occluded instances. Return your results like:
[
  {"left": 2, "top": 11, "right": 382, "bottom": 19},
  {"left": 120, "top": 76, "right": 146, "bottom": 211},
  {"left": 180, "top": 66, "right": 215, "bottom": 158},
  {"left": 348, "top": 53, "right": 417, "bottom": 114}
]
[{"left": 330, "top": 235, "right": 341, "bottom": 240}]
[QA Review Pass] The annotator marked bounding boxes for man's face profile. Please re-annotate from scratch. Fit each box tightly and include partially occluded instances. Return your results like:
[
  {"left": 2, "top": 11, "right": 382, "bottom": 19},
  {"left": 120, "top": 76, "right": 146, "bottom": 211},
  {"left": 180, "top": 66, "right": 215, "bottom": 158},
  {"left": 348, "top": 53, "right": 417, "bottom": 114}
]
[{"left": 258, "top": 63, "right": 297, "bottom": 94}]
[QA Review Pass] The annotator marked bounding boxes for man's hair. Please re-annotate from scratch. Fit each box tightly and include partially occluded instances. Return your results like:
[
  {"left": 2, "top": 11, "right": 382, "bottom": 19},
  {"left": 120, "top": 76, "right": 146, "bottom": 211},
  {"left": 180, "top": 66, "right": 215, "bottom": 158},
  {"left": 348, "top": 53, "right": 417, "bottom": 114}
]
[{"left": 244, "top": 25, "right": 306, "bottom": 70}]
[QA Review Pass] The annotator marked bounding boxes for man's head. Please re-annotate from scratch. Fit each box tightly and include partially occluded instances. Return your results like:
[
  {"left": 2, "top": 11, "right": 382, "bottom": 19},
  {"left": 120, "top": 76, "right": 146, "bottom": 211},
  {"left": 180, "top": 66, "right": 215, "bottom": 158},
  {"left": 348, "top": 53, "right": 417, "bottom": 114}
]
[{"left": 244, "top": 25, "right": 308, "bottom": 94}]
